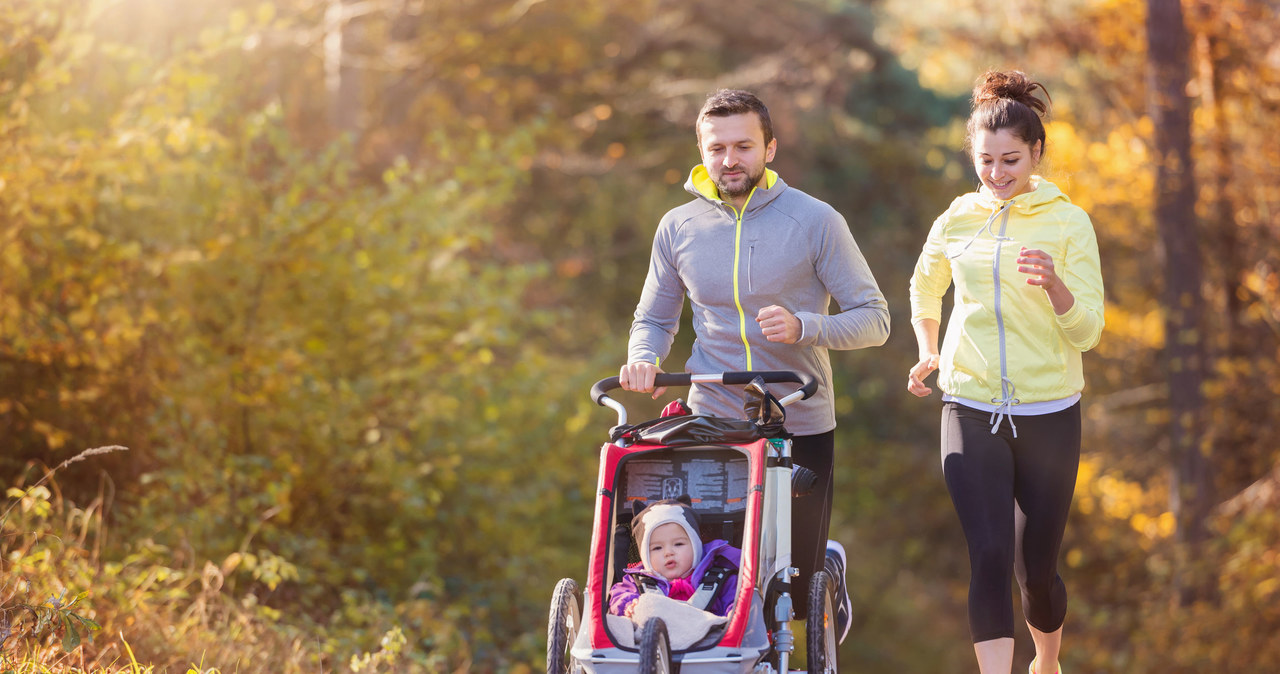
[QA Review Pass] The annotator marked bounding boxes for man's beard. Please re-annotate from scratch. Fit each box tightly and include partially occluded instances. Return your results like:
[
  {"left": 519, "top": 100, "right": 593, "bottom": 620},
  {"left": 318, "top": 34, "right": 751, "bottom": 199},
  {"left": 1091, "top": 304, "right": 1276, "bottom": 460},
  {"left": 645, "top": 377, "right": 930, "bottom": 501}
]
[{"left": 716, "top": 164, "right": 765, "bottom": 199}]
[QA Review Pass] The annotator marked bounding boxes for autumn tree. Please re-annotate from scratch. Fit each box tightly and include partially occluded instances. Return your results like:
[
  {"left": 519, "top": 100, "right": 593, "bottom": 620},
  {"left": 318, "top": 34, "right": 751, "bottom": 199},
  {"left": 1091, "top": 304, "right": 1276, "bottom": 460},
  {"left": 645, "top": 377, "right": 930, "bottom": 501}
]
[{"left": 1145, "top": 0, "right": 1213, "bottom": 604}]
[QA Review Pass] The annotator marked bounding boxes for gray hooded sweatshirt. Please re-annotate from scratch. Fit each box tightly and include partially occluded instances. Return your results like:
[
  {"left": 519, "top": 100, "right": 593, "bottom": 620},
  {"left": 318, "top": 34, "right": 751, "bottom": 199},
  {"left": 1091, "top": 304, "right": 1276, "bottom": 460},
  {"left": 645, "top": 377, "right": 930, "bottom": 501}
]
[{"left": 628, "top": 166, "right": 890, "bottom": 436}]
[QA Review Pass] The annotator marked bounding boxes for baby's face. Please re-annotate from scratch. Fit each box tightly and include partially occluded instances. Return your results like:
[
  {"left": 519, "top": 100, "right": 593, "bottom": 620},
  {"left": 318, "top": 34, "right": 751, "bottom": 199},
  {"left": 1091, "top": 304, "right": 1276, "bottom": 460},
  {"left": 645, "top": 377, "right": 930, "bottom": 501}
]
[{"left": 647, "top": 522, "right": 695, "bottom": 580}]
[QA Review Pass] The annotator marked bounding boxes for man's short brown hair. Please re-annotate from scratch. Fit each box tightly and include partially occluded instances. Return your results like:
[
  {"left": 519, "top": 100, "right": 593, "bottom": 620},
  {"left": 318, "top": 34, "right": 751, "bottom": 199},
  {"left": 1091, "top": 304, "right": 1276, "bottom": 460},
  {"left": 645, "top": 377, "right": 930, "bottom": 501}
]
[{"left": 696, "top": 89, "right": 774, "bottom": 147}]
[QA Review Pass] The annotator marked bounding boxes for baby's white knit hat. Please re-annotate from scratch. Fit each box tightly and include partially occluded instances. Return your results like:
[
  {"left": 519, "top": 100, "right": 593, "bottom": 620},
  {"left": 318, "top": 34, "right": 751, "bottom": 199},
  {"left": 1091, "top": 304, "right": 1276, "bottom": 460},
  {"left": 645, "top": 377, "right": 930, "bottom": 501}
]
[{"left": 631, "top": 496, "right": 703, "bottom": 573}]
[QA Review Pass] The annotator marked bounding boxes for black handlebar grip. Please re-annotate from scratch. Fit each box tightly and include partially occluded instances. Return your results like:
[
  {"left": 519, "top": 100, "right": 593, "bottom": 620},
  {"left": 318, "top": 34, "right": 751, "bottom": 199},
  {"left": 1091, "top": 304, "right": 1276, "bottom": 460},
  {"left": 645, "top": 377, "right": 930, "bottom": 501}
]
[
  {"left": 590, "top": 373, "right": 693, "bottom": 404},
  {"left": 591, "top": 370, "right": 816, "bottom": 405}
]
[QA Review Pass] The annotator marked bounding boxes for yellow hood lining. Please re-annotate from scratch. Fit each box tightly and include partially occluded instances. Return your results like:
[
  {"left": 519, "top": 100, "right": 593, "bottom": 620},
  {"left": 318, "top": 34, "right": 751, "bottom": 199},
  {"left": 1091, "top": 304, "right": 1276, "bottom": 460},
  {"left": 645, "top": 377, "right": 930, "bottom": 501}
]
[{"left": 690, "top": 165, "right": 779, "bottom": 202}]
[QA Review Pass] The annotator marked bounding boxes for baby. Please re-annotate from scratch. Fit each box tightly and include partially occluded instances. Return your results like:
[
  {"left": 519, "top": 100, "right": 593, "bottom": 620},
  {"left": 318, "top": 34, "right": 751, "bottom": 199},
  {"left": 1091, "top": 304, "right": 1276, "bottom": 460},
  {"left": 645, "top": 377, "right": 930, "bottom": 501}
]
[{"left": 608, "top": 496, "right": 741, "bottom": 618}]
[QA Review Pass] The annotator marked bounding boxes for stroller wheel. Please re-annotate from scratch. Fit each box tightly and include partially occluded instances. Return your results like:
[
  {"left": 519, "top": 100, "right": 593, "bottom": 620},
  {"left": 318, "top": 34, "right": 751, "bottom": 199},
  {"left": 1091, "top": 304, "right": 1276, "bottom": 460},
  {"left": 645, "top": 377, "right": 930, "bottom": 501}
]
[
  {"left": 547, "top": 578, "right": 581, "bottom": 674},
  {"left": 638, "top": 616, "right": 672, "bottom": 674},
  {"left": 806, "top": 570, "right": 839, "bottom": 674}
]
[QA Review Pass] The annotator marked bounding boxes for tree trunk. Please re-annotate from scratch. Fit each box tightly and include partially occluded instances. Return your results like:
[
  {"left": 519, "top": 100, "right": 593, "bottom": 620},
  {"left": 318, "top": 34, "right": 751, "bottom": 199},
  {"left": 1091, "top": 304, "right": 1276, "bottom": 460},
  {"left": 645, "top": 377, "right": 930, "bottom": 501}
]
[
  {"left": 1193, "top": 19, "right": 1244, "bottom": 362},
  {"left": 325, "top": 0, "right": 363, "bottom": 134},
  {"left": 1146, "top": 0, "right": 1213, "bottom": 604}
]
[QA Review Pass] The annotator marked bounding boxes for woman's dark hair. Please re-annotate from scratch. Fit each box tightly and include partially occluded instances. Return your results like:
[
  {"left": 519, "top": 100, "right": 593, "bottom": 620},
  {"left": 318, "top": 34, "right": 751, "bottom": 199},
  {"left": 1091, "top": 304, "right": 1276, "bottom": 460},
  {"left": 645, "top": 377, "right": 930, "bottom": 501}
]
[
  {"left": 696, "top": 89, "right": 774, "bottom": 147},
  {"left": 965, "top": 71, "right": 1051, "bottom": 159}
]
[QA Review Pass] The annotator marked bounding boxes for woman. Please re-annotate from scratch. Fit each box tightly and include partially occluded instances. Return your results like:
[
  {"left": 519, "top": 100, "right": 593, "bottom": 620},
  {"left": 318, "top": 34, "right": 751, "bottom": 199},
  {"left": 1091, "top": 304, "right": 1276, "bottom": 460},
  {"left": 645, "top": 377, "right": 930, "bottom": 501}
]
[{"left": 907, "top": 70, "right": 1104, "bottom": 674}]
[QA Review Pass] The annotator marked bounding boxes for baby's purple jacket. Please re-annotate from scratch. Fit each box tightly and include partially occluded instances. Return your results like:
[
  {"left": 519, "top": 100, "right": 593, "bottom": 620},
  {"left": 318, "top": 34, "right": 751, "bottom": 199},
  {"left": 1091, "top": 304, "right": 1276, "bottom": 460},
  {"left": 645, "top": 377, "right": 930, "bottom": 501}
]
[{"left": 607, "top": 539, "right": 742, "bottom": 617}]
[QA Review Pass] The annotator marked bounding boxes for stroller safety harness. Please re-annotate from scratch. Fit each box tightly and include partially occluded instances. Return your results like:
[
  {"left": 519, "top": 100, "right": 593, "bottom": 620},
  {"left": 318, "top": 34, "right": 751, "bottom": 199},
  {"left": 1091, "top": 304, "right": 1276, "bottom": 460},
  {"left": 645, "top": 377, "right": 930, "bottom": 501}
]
[{"left": 634, "top": 564, "right": 735, "bottom": 613}]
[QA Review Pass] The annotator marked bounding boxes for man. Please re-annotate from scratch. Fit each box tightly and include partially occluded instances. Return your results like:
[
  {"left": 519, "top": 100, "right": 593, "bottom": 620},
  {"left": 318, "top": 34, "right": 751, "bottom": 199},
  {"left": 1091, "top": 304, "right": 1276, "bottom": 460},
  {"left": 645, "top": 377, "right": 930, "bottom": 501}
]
[{"left": 619, "top": 89, "right": 890, "bottom": 641}]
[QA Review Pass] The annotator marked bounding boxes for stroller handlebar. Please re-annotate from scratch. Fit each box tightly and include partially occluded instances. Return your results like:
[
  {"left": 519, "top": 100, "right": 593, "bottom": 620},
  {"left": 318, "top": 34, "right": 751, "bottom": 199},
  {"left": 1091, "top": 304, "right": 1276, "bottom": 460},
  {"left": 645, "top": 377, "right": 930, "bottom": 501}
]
[{"left": 590, "top": 370, "right": 818, "bottom": 407}]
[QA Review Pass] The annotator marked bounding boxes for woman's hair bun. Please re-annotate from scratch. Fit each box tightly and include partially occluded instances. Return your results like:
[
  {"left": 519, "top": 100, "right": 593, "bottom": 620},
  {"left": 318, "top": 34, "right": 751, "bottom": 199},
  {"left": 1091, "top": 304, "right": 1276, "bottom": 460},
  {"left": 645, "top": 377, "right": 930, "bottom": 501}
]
[{"left": 973, "top": 70, "right": 1050, "bottom": 116}]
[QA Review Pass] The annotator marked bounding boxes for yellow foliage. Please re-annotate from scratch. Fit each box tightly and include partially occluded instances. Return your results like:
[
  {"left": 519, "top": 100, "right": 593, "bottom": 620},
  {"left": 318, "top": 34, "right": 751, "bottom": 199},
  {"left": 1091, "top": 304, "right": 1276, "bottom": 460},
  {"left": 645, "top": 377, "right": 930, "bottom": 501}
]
[
  {"left": 1078, "top": 456, "right": 1174, "bottom": 546},
  {"left": 1047, "top": 119, "right": 1154, "bottom": 226},
  {"left": 1095, "top": 472, "right": 1143, "bottom": 520},
  {"left": 30, "top": 421, "right": 70, "bottom": 450},
  {"left": 1129, "top": 511, "right": 1176, "bottom": 542},
  {"left": 1100, "top": 304, "right": 1165, "bottom": 348}
]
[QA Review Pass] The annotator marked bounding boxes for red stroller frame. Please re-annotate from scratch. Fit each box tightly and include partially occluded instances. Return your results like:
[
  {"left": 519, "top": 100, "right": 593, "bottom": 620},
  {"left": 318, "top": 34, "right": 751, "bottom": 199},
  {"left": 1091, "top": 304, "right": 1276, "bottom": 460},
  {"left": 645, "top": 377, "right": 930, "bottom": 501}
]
[{"left": 546, "top": 371, "right": 841, "bottom": 674}]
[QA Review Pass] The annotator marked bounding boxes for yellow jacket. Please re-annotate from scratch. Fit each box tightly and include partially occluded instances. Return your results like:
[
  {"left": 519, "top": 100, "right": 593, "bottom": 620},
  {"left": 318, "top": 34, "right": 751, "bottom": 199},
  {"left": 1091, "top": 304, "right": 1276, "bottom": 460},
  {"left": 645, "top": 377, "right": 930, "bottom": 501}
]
[{"left": 910, "top": 177, "right": 1104, "bottom": 407}]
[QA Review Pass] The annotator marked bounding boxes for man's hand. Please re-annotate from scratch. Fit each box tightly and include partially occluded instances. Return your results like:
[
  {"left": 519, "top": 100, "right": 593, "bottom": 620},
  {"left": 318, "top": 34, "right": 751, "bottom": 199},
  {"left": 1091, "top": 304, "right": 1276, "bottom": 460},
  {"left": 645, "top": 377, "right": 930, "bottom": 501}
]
[
  {"left": 619, "top": 361, "right": 667, "bottom": 399},
  {"left": 756, "top": 305, "right": 801, "bottom": 344}
]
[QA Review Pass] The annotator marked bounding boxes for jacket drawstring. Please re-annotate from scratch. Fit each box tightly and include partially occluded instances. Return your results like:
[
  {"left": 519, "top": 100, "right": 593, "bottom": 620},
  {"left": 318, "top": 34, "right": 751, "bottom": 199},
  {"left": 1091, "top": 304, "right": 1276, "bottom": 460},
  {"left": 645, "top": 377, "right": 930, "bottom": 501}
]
[
  {"left": 989, "top": 203, "right": 1019, "bottom": 437},
  {"left": 945, "top": 200, "right": 1012, "bottom": 262},
  {"left": 990, "top": 377, "right": 1019, "bottom": 438}
]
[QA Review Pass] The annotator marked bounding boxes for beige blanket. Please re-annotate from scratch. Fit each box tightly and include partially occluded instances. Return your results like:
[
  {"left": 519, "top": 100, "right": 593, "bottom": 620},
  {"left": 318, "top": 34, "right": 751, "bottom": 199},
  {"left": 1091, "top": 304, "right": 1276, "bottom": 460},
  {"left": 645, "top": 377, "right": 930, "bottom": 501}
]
[{"left": 605, "top": 593, "right": 729, "bottom": 650}]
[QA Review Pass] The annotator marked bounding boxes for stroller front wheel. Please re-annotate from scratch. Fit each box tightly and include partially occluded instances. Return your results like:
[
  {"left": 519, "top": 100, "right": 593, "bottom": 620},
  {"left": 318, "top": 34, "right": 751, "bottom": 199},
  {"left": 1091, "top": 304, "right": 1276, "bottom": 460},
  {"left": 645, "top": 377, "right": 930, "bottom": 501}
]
[
  {"left": 547, "top": 578, "right": 581, "bottom": 674},
  {"left": 638, "top": 616, "right": 672, "bottom": 674},
  {"left": 806, "top": 570, "right": 839, "bottom": 674}
]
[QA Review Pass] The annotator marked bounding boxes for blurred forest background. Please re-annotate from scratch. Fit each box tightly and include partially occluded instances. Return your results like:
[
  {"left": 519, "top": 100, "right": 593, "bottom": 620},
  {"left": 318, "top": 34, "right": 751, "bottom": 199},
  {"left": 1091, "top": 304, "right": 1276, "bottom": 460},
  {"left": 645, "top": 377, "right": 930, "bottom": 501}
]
[{"left": 2, "top": 0, "right": 1279, "bottom": 671}]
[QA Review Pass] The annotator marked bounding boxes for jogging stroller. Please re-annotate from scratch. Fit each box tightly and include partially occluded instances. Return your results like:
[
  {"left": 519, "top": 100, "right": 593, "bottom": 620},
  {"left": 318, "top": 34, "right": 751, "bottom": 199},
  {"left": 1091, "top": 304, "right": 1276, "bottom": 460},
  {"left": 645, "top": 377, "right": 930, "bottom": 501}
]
[{"left": 547, "top": 371, "right": 841, "bottom": 674}]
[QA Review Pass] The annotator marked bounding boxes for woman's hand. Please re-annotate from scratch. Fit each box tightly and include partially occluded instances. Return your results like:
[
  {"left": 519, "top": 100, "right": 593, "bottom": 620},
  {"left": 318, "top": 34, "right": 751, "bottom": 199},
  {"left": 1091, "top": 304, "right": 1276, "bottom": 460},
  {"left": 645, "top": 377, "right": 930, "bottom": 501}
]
[
  {"left": 1017, "top": 247, "right": 1061, "bottom": 289},
  {"left": 1018, "top": 247, "right": 1076, "bottom": 315},
  {"left": 907, "top": 354, "right": 940, "bottom": 397}
]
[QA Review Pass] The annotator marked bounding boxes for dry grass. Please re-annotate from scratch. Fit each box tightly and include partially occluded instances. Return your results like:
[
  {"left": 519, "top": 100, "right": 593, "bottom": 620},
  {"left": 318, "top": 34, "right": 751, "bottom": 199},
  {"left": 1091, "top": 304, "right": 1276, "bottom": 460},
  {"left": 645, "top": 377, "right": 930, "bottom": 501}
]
[{"left": 2, "top": 446, "right": 327, "bottom": 673}]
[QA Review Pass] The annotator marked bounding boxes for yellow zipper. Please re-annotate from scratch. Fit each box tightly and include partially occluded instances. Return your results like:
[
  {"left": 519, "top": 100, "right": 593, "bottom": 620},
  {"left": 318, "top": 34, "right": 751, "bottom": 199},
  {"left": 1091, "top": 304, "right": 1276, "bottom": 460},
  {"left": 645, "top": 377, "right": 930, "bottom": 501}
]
[{"left": 730, "top": 188, "right": 758, "bottom": 370}]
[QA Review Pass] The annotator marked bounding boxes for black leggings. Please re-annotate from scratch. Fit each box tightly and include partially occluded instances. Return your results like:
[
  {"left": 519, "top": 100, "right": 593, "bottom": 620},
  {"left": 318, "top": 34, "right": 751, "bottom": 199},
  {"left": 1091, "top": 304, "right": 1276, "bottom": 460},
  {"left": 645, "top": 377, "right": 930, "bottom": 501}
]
[
  {"left": 941, "top": 402, "right": 1080, "bottom": 643},
  {"left": 791, "top": 430, "right": 834, "bottom": 616}
]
